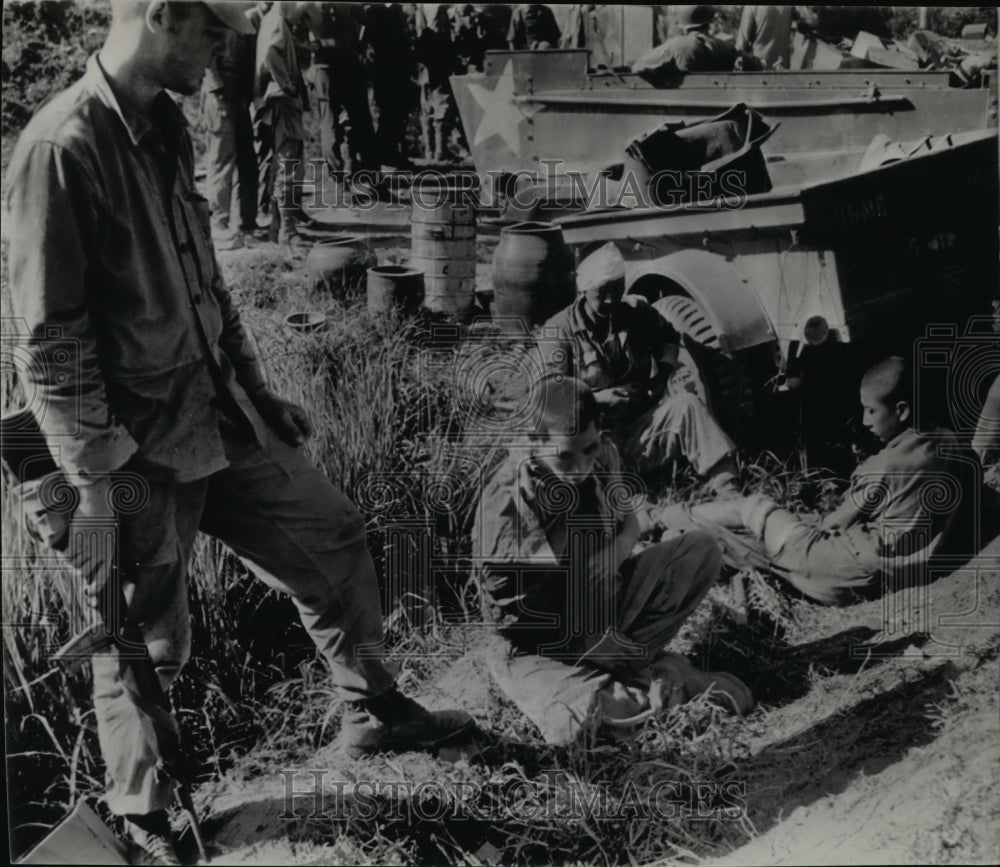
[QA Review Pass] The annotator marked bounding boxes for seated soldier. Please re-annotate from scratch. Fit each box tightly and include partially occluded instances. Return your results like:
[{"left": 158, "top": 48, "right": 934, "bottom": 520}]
[
  {"left": 540, "top": 241, "right": 739, "bottom": 494},
  {"left": 632, "top": 5, "right": 738, "bottom": 84},
  {"left": 695, "top": 356, "right": 983, "bottom": 605},
  {"left": 472, "top": 376, "right": 752, "bottom": 745}
]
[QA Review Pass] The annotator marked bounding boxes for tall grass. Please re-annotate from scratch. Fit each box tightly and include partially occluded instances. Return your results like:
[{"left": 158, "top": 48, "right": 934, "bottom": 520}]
[{"left": 1, "top": 248, "right": 508, "bottom": 857}]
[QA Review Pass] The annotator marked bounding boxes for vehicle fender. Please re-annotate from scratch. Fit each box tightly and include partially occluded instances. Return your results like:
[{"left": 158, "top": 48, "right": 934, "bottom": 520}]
[{"left": 625, "top": 249, "right": 777, "bottom": 356}]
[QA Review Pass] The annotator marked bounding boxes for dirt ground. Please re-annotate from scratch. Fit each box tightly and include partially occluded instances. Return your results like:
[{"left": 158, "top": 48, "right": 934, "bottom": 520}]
[{"left": 196, "top": 536, "right": 1000, "bottom": 865}]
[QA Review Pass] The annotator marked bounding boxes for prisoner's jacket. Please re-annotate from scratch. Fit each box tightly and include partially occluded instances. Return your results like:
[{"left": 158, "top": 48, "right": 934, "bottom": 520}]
[
  {"left": 747, "top": 426, "right": 982, "bottom": 604},
  {"left": 6, "top": 56, "right": 270, "bottom": 482},
  {"left": 472, "top": 439, "right": 627, "bottom": 653}
]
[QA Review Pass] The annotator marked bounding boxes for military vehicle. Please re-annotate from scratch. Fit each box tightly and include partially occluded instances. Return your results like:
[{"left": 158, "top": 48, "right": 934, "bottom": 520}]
[
  {"left": 451, "top": 48, "right": 997, "bottom": 209},
  {"left": 551, "top": 128, "right": 999, "bottom": 445}
]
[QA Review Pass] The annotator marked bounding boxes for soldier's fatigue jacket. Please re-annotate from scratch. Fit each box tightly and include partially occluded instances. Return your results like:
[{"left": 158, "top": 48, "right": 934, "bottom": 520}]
[
  {"left": 254, "top": 5, "right": 308, "bottom": 133},
  {"left": 632, "top": 31, "right": 737, "bottom": 77},
  {"left": 541, "top": 295, "right": 681, "bottom": 419},
  {"left": 542, "top": 294, "right": 680, "bottom": 388},
  {"left": 308, "top": 1, "right": 365, "bottom": 60},
  {"left": 736, "top": 5, "right": 792, "bottom": 69},
  {"left": 507, "top": 4, "right": 561, "bottom": 49},
  {"left": 6, "top": 56, "right": 270, "bottom": 482},
  {"left": 472, "top": 439, "right": 627, "bottom": 655},
  {"left": 204, "top": 30, "right": 255, "bottom": 106},
  {"left": 748, "top": 426, "right": 983, "bottom": 604}
]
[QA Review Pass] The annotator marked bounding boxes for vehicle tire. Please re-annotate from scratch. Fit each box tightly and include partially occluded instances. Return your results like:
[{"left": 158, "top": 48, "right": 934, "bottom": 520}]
[{"left": 652, "top": 294, "right": 765, "bottom": 446}]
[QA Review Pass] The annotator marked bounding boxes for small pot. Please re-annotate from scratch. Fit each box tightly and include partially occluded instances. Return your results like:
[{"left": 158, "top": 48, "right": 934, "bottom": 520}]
[{"left": 284, "top": 311, "right": 327, "bottom": 333}]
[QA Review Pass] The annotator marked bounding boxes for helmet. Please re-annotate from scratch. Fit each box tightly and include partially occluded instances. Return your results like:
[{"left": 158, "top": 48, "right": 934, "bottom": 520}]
[{"left": 677, "top": 5, "right": 715, "bottom": 32}]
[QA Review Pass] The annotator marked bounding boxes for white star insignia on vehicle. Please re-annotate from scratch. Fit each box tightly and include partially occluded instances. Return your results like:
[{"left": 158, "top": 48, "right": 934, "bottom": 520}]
[{"left": 466, "top": 60, "right": 530, "bottom": 157}]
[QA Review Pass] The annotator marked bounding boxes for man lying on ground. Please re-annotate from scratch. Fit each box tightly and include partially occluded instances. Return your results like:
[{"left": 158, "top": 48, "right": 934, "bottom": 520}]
[
  {"left": 472, "top": 376, "right": 752, "bottom": 745},
  {"left": 693, "top": 356, "right": 983, "bottom": 605},
  {"left": 539, "top": 242, "right": 740, "bottom": 495}
]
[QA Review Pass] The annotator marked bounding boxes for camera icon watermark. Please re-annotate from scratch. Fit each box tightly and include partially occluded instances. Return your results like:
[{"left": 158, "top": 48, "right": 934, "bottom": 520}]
[
  {"left": 2, "top": 318, "right": 83, "bottom": 438},
  {"left": 3, "top": 469, "right": 153, "bottom": 660},
  {"left": 915, "top": 318, "right": 1000, "bottom": 438}
]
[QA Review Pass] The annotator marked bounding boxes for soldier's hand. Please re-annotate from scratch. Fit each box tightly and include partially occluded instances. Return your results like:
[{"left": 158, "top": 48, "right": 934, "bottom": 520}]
[
  {"left": 594, "top": 385, "right": 635, "bottom": 407},
  {"left": 594, "top": 387, "right": 634, "bottom": 422},
  {"left": 252, "top": 388, "right": 314, "bottom": 445},
  {"left": 14, "top": 472, "right": 74, "bottom": 551}
]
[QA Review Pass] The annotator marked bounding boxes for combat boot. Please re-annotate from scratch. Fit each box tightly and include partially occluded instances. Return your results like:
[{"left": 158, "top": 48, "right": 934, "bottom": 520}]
[
  {"left": 124, "top": 811, "right": 180, "bottom": 866},
  {"left": 277, "top": 211, "right": 306, "bottom": 251},
  {"left": 336, "top": 687, "right": 475, "bottom": 758}
]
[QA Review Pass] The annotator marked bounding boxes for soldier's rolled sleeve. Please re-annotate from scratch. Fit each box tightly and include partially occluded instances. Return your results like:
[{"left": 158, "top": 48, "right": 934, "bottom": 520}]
[{"left": 6, "top": 141, "right": 138, "bottom": 478}]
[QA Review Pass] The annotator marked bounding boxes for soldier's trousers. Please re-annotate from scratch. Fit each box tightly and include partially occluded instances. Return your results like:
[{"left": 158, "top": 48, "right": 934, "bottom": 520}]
[
  {"left": 486, "top": 531, "right": 720, "bottom": 744},
  {"left": 202, "top": 88, "right": 258, "bottom": 231},
  {"left": 620, "top": 392, "right": 735, "bottom": 478},
  {"left": 372, "top": 68, "right": 413, "bottom": 167},
  {"left": 312, "top": 58, "right": 377, "bottom": 174},
  {"left": 90, "top": 428, "right": 395, "bottom": 815},
  {"left": 256, "top": 101, "right": 305, "bottom": 237}
]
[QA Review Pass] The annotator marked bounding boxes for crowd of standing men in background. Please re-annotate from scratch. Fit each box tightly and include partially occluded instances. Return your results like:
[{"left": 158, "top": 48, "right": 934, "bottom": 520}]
[
  {"left": 200, "top": 3, "right": 800, "bottom": 248},
  {"left": 202, "top": 2, "right": 524, "bottom": 249}
]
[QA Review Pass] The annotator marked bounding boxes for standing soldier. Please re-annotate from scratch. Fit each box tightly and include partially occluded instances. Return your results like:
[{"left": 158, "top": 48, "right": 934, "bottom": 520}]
[
  {"left": 304, "top": 2, "right": 378, "bottom": 179},
  {"left": 248, "top": 1, "right": 274, "bottom": 221},
  {"left": 201, "top": 22, "right": 259, "bottom": 249},
  {"left": 254, "top": 0, "right": 312, "bottom": 245},
  {"left": 416, "top": 4, "right": 458, "bottom": 163},
  {"left": 365, "top": 2, "right": 417, "bottom": 170},
  {"left": 451, "top": 4, "right": 490, "bottom": 72},
  {"left": 736, "top": 5, "right": 793, "bottom": 70},
  {"left": 5, "top": 2, "right": 476, "bottom": 861}
]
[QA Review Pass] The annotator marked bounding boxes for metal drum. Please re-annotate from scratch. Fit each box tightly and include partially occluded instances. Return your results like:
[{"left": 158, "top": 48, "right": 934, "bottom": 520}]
[{"left": 410, "top": 184, "right": 477, "bottom": 318}]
